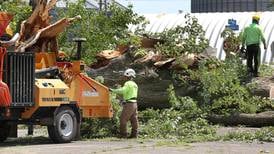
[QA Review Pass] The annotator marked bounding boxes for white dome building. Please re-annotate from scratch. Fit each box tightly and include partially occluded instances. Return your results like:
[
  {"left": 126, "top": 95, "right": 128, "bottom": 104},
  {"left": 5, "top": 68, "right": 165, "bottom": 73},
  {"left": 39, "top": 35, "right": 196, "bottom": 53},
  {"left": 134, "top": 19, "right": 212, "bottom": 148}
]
[{"left": 133, "top": 12, "right": 274, "bottom": 64}]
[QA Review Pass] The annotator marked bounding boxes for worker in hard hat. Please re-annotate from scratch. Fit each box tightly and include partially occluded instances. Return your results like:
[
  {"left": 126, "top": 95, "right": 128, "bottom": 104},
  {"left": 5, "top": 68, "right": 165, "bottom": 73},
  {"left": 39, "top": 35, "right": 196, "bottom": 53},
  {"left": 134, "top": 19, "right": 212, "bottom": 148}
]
[
  {"left": 110, "top": 68, "right": 138, "bottom": 138},
  {"left": 241, "top": 15, "right": 267, "bottom": 77}
]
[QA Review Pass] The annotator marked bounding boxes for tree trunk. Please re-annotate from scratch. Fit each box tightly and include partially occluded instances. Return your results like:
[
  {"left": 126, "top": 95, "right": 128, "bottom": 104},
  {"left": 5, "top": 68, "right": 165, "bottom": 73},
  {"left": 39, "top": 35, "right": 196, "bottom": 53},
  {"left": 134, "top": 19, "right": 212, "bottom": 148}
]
[
  {"left": 88, "top": 52, "right": 182, "bottom": 109},
  {"left": 251, "top": 77, "right": 274, "bottom": 98},
  {"left": 88, "top": 50, "right": 274, "bottom": 110},
  {"left": 208, "top": 111, "right": 274, "bottom": 127}
]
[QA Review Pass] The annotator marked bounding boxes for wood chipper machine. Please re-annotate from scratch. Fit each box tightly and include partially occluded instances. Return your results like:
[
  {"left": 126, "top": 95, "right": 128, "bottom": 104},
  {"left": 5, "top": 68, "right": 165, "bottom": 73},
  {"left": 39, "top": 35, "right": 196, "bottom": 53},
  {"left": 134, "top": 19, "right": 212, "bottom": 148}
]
[{"left": 0, "top": 12, "right": 113, "bottom": 143}]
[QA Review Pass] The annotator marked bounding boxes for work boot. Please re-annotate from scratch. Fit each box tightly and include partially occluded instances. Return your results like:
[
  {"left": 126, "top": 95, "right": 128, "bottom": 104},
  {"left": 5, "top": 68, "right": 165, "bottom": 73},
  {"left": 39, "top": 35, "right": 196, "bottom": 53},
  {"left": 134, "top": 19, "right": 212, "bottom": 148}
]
[
  {"left": 128, "top": 134, "right": 137, "bottom": 139},
  {"left": 118, "top": 133, "right": 127, "bottom": 139},
  {"left": 128, "top": 132, "right": 138, "bottom": 139},
  {"left": 253, "top": 72, "right": 259, "bottom": 77},
  {"left": 247, "top": 72, "right": 253, "bottom": 78}
]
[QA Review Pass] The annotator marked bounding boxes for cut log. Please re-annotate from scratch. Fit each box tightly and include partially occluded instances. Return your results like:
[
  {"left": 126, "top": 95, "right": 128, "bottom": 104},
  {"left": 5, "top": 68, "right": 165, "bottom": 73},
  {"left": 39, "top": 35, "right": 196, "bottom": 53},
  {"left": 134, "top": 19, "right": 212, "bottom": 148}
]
[
  {"left": 116, "top": 45, "right": 129, "bottom": 53},
  {"left": 16, "top": 0, "right": 80, "bottom": 53},
  {"left": 208, "top": 111, "right": 274, "bottom": 127},
  {"left": 170, "top": 53, "right": 196, "bottom": 70},
  {"left": 88, "top": 52, "right": 190, "bottom": 109},
  {"left": 90, "top": 49, "right": 126, "bottom": 69},
  {"left": 17, "top": 13, "right": 81, "bottom": 52},
  {"left": 141, "top": 37, "right": 164, "bottom": 48},
  {"left": 134, "top": 51, "right": 162, "bottom": 64},
  {"left": 18, "top": 0, "right": 55, "bottom": 42},
  {"left": 0, "top": 33, "right": 20, "bottom": 47},
  {"left": 154, "top": 58, "right": 175, "bottom": 67},
  {"left": 251, "top": 76, "right": 274, "bottom": 98},
  {"left": 97, "top": 50, "right": 124, "bottom": 60},
  {"left": 89, "top": 48, "right": 274, "bottom": 110}
]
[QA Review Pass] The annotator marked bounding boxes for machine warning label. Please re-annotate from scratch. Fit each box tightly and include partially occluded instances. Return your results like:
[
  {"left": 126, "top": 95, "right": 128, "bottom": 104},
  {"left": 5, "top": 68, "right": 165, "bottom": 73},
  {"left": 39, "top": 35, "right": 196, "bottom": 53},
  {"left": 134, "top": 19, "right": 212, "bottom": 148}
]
[
  {"left": 82, "top": 91, "right": 99, "bottom": 97},
  {"left": 42, "top": 97, "right": 69, "bottom": 102}
]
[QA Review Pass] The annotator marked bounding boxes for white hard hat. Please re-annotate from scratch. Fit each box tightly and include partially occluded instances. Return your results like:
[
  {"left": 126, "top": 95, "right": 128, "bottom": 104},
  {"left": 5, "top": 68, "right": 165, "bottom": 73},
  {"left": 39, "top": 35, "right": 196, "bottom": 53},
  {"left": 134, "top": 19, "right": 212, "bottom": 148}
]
[{"left": 124, "top": 68, "right": 136, "bottom": 78}]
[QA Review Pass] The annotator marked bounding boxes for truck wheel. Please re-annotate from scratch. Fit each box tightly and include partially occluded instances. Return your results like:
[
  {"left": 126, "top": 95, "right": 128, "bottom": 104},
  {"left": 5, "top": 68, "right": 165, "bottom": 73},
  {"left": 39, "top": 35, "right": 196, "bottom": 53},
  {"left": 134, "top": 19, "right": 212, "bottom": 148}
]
[
  {"left": 0, "top": 123, "right": 10, "bottom": 142},
  {"left": 47, "top": 107, "right": 77, "bottom": 143},
  {"left": 74, "top": 121, "right": 81, "bottom": 141}
]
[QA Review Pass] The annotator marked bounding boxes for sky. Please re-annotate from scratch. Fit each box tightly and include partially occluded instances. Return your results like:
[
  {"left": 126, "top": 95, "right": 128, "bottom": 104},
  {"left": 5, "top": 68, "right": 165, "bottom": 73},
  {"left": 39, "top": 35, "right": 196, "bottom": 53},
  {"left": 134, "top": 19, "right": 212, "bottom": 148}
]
[{"left": 116, "top": 0, "right": 191, "bottom": 14}]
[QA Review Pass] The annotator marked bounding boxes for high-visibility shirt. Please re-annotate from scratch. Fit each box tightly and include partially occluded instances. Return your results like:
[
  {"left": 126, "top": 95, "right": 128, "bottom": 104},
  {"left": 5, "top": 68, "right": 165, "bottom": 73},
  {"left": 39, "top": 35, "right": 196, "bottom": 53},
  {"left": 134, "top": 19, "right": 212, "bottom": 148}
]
[
  {"left": 112, "top": 80, "right": 138, "bottom": 102},
  {"left": 242, "top": 23, "right": 265, "bottom": 46}
]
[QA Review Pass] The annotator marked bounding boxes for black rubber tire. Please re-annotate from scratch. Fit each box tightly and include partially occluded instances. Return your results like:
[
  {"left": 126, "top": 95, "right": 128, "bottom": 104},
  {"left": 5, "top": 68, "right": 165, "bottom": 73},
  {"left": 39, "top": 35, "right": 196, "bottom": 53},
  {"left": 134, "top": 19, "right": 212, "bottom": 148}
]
[
  {"left": 47, "top": 125, "right": 56, "bottom": 141},
  {"left": 47, "top": 107, "right": 77, "bottom": 143},
  {"left": 73, "top": 121, "right": 81, "bottom": 141},
  {"left": 0, "top": 122, "right": 10, "bottom": 142}
]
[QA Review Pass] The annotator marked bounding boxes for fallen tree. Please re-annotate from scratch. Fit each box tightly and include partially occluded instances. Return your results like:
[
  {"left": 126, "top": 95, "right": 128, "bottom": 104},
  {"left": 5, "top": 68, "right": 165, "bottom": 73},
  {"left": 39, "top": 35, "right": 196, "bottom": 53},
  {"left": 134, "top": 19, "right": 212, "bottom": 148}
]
[
  {"left": 89, "top": 51, "right": 173, "bottom": 108},
  {"left": 208, "top": 111, "right": 274, "bottom": 127},
  {"left": 88, "top": 47, "right": 202, "bottom": 109},
  {"left": 88, "top": 13, "right": 274, "bottom": 126},
  {"left": 15, "top": 0, "right": 80, "bottom": 53}
]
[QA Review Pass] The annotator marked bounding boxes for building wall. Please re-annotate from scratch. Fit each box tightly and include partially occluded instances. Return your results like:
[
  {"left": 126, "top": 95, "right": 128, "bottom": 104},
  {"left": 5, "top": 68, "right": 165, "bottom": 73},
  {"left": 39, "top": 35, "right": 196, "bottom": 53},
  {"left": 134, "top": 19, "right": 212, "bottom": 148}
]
[{"left": 191, "top": 0, "right": 273, "bottom": 13}]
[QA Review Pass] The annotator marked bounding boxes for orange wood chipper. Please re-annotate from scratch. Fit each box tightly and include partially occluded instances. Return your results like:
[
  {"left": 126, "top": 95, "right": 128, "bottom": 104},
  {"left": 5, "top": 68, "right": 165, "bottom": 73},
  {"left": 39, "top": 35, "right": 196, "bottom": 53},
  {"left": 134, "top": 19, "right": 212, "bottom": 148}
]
[{"left": 0, "top": 12, "right": 113, "bottom": 143}]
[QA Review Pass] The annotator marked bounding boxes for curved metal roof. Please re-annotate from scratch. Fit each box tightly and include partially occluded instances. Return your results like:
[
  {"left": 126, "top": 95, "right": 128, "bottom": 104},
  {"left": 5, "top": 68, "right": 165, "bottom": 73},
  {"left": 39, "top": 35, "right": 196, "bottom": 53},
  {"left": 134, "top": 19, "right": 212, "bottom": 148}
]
[{"left": 133, "top": 12, "right": 274, "bottom": 63}]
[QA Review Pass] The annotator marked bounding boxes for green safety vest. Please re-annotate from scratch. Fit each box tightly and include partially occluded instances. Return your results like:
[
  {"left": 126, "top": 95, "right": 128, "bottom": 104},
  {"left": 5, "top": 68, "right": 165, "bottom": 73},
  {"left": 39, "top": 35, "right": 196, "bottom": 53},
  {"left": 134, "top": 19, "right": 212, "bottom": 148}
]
[
  {"left": 112, "top": 80, "right": 138, "bottom": 102},
  {"left": 242, "top": 23, "right": 265, "bottom": 46}
]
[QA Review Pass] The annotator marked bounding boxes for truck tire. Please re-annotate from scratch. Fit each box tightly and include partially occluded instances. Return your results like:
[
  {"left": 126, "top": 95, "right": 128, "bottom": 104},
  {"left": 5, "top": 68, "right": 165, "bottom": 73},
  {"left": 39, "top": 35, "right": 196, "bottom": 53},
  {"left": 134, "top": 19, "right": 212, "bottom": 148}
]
[
  {"left": 0, "top": 122, "right": 10, "bottom": 142},
  {"left": 47, "top": 125, "right": 56, "bottom": 141},
  {"left": 47, "top": 107, "right": 77, "bottom": 143},
  {"left": 74, "top": 121, "right": 81, "bottom": 141}
]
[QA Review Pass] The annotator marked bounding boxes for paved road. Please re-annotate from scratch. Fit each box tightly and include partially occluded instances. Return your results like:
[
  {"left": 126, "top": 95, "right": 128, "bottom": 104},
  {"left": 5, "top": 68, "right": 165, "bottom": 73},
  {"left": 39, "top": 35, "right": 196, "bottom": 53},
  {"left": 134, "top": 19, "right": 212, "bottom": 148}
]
[
  {"left": 0, "top": 128, "right": 273, "bottom": 154},
  {"left": 0, "top": 138, "right": 273, "bottom": 154}
]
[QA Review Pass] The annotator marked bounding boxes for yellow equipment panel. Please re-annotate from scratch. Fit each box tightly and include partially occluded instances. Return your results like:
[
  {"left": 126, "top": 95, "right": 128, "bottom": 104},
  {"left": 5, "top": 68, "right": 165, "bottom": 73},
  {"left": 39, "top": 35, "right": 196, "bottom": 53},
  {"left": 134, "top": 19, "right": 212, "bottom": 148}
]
[
  {"left": 22, "top": 79, "right": 70, "bottom": 119},
  {"left": 35, "top": 79, "right": 70, "bottom": 106},
  {"left": 23, "top": 61, "right": 113, "bottom": 119}
]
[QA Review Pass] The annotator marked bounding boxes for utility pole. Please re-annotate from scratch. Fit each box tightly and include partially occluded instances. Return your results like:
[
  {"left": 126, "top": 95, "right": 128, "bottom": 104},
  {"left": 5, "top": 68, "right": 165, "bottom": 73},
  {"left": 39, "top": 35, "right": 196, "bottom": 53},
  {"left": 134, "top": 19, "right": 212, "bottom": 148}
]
[
  {"left": 99, "top": 0, "right": 103, "bottom": 11},
  {"left": 255, "top": 0, "right": 258, "bottom": 11},
  {"left": 104, "top": 0, "right": 107, "bottom": 12},
  {"left": 99, "top": 0, "right": 108, "bottom": 12}
]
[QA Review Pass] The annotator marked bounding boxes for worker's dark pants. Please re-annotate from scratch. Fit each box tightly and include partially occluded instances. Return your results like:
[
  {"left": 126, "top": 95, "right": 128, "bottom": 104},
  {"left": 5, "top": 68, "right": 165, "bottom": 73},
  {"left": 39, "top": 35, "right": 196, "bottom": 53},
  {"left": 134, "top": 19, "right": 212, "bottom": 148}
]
[
  {"left": 120, "top": 102, "right": 138, "bottom": 138},
  {"left": 246, "top": 44, "right": 260, "bottom": 75}
]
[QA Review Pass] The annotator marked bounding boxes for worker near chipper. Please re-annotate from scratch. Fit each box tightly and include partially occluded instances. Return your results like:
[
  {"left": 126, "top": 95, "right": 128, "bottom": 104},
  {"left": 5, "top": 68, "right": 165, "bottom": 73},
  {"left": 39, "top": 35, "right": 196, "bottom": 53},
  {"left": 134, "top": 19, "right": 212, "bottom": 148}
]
[
  {"left": 241, "top": 15, "right": 267, "bottom": 77},
  {"left": 110, "top": 69, "right": 138, "bottom": 138}
]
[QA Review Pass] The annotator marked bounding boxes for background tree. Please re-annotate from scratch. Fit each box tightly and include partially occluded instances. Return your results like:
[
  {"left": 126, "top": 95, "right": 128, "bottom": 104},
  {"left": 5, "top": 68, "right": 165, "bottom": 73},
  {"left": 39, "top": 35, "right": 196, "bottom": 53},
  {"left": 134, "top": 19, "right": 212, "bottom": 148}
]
[
  {"left": 57, "top": 0, "right": 146, "bottom": 64},
  {"left": 0, "top": 0, "right": 32, "bottom": 33}
]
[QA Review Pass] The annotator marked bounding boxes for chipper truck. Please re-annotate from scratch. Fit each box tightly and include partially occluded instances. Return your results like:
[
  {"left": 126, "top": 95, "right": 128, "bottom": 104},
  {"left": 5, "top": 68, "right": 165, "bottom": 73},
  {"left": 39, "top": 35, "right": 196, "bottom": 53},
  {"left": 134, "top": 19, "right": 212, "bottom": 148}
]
[{"left": 0, "top": 12, "right": 113, "bottom": 143}]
